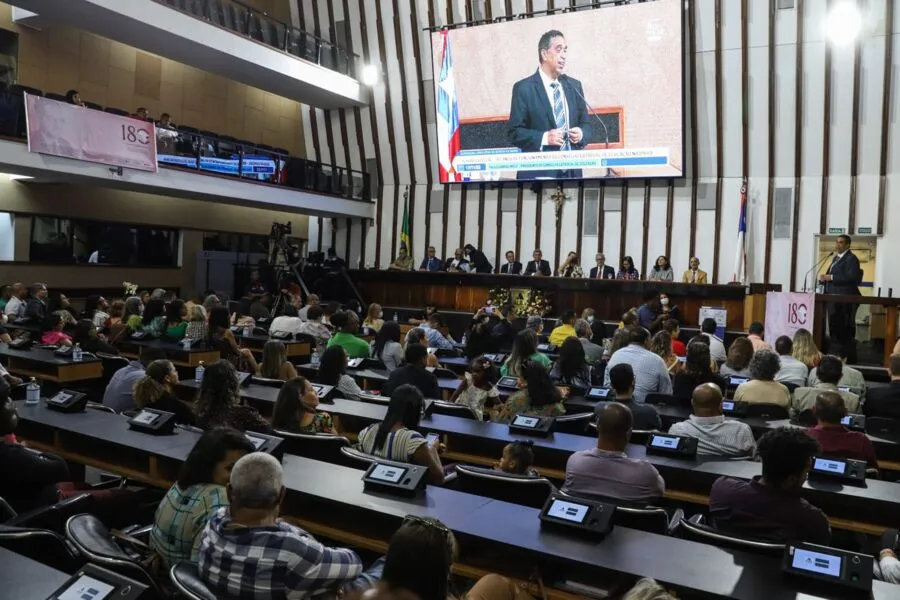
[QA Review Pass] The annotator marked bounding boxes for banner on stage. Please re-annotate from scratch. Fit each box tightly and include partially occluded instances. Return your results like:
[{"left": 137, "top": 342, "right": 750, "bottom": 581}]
[
  {"left": 698, "top": 306, "right": 727, "bottom": 339},
  {"left": 25, "top": 93, "right": 158, "bottom": 172},
  {"left": 764, "top": 292, "right": 815, "bottom": 344}
]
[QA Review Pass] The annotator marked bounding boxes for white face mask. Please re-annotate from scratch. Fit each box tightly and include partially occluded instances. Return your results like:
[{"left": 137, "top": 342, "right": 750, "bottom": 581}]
[
  {"left": 660, "top": 298, "right": 670, "bottom": 306},
  {"left": 586, "top": 315, "right": 595, "bottom": 323},
  {"left": 378, "top": 311, "right": 383, "bottom": 319}
]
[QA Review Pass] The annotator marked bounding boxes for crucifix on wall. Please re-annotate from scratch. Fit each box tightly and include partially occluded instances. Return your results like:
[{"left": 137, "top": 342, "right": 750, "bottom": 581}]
[{"left": 551, "top": 184, "right": 569, "bottom": 224}]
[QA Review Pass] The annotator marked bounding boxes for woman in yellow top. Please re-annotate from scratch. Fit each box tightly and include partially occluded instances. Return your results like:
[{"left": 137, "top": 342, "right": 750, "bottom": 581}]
[
  {"left": 362, "top": 302, "right": 384, "bottom": 332},
  {"left": 492, "top": 360, "right": 565, "bottom": 423}
]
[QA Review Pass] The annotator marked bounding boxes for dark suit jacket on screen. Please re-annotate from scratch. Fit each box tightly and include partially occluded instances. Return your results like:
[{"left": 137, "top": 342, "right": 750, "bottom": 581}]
[
  {"left": 507, "top": 71, "right": 593, "bottom": 180},
  {"left": 501, "top": 261, "right": 523, "bottom": 275},
  {"left": 525, "top": 259, "right": 552, "bottom": 277},
  {"left": 823, "top": 251, "right": 862, "bottom": 296},
  {"left": 589, "top": 265, "right": 616, "bottom": 280}
]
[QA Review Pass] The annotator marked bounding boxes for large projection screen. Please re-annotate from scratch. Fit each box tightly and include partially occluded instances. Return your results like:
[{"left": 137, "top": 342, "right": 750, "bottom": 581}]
[{"left": 430, "top": 0, "right": 684, "bottom": 183}]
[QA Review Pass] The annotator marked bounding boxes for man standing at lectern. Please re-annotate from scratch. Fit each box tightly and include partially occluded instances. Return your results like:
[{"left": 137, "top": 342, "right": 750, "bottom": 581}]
[{"left": 819, "top": 235, "right": 862, "bottom": 359}]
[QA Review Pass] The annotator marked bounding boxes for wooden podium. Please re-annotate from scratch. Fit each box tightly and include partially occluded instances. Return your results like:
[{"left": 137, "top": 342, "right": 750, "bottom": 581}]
[{"left": 813, "top": 293, "right": 900, "bottom": 366}]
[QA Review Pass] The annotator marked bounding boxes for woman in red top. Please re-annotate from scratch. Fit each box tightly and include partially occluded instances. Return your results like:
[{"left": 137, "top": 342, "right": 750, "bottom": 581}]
[
  {"left": 664, "top": 319, "right": 686, "bottom": 357},
  {"left": 40, "top": 313, "right": 72, "bottom": 347}
]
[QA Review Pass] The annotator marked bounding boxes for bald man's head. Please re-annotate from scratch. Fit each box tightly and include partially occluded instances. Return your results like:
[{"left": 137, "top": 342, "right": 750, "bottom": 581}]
[
  {"left": 691, "top": 383, "right": 724, "bottom": 416},
  {"left": 595, "top": 402, "right": 633, "bottom": 451},
  {"left": 814, "top": 391, "right": 846, "bottom": 425}
]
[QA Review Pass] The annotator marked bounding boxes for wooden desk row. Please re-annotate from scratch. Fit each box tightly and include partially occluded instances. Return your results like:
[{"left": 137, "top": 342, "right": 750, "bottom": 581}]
[
  {"left": 10, "top": 401, "right": 897, "bottom": 600},
  {"left": 0, "top": 343, "right": 102, "bottom": 383}
]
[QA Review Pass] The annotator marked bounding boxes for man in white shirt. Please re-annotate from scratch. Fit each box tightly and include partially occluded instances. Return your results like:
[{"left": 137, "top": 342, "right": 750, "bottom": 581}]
[
  {"left": 4, "top": 283, "right": 26, "bottom": 321},
  {"left": 700, "top": 318, "right": 727, "bottom": 363},
  {"left": 773, "top": 335, "right": 809, "bottom": 387},
  {"left": 806, "top": 342, "right": 866, "bottom": 402},
  {"left": 668, "top": 383, "right": 757, "bottom": 458},
  {"left": 603, "top": 328, "right": 672, "bottom": 403},
  {"left": 297, "top": 294, "right": 320, "bottom": 322}
]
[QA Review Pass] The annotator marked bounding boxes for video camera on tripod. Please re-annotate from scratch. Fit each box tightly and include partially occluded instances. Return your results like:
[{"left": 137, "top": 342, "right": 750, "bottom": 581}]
[{"left": 270, "top": 221, "right": 292, "bottom": 240}]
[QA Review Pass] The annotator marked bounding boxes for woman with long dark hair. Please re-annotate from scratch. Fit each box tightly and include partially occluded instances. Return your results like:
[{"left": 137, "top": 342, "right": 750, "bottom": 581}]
[
  {"left": 271, "top": 376, "right": 334, "bottom": 434},
  {"left": 164, "top": 299, "right": 188, "bottom": 340},
  {"left": 46, "top": 292, "right": 77, "bottom": 326},
  {"left": 648, "top": 255, "right": 674, "bottom": 281},
  {"left": 371, "top": 320, "right": 403, "bottom": 371},
  {"left": 550, "top": 337, "right": 594, "bottom": 388},
  {"left": 194, "top": 359, "right": 270, "bottom": 433},
  {"left": 72, "top": 319, "right": 118, "bottom": 355},
  {"left": 616, "top": 256, "right": 640, "bottom": 280},
  {"left": 141, "top": 298, "right": 167, "bottom": 338},
  {"left": 672, "top": 342, "right": 728, "bottom": 406},
  {"left": 257, "top": 340, "right": 298, "bottom": 380},
  {"left": 500, "top": 329, "right": 550, "bottom": 378},
  {"left": 492, "top": 360, "right": 565, "bottom": 424},
  {"left": 357, "top": 384, "right": 444, "bottom": 483},
  {"left": 207, "top": 306, "right": 257, "bottom": 373},
  {"left": 133, "top": 359, "right": 194, "bottom": 424},
  {"left": 317, "top": 345, "right": 362, "bottom": 399}
]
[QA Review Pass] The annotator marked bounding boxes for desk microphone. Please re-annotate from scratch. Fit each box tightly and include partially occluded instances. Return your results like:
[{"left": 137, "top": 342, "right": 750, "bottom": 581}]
[
  {"left": 802, "top": 252, "right": 834, "bottom": 293},
  {"left": 561, "top": 74, "right": 614, "bottom": 177}
]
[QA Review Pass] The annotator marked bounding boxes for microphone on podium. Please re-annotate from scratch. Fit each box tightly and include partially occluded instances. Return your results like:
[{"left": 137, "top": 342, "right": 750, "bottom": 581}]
[
  {"left": 802, "top": 252, "right": 834, "bottom": 293},
  {"left": 560, "top": 74, "right": 615, "bottom": 176}
]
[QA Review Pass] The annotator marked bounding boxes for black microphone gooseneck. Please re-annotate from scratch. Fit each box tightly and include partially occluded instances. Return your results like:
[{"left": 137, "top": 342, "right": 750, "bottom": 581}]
[
  {"left": 562, "top": 74, "right": 613, "bottom": 176},
  {"left": 802, "top": 252, "right": 833, "bottom": 293}
]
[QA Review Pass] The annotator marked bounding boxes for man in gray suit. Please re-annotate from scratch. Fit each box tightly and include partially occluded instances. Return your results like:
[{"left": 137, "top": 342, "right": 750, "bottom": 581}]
[{"left": 818, "top": 234, "right": 862, "bottom": 360}]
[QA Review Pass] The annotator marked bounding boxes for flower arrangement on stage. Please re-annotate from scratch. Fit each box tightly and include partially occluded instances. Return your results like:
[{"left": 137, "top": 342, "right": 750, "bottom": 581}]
[
  {"left": 122, "top": 281, "right": 138, "bottom": 297},
  {"left": 523, "top": 288, "right": 551, "bottom": 316},
  {"left": 488, "top": 287, "right": 511, "bottom": 309}
]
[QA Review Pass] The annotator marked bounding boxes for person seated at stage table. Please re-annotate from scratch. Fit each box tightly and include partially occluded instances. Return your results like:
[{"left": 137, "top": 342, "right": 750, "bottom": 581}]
[
  {"left": 358, "top": 384, "right": 445, "bottom": 483},
  {"left": 548, "top": 309, "right": 577, "bottom": 347},
  {"left": 40, "top": 313, "right": 72, "bottom": 347},
  {"left": 257, "top": 340, "right": 298, "bottom": 381},
  {"left": 500, "top": 250, "right": 522, "bottom": 275},
  {"left": 616, "top": 255, "right": 640, "bottom": 280},
  {"left": 371, "top": 321, "right": 404, "bottom": 372},
  {"left": 382, "top": 344, "right": 440, "bottom": 400},
  {"left": 682, "top": 256, "right": 708, "bottom": 283},
  {"left": 574, "top": 318, "right": 604, "bottom": 366},
  {"left": 388, "top": 245, "right": 414, "bottom": 271},
  {"left": 199, "top": 453, "right": 383, "bottom": 597},
  {"left": 141, "top": 298, "right": 167, "bottom": 338},
  {"left": 72, "top": 319, "right": 118, "bottom": 355},
  {"left": 524, "top": 249, "right": 552, "bottom": 277},
  {"left": 564, "top": 402, "right": 665, "bottom": 503},
  {"left": 589, "top": 252, "right": 616, "bottom": 280},
  {"left": 708, "top": 427, "right": 831, "bottom": 545},
  {"left": 271, "top": 376, "right": 335, "bottom": 434},
  {"left": 150, "top": 428, "right": 255, "bottom": 569},
  {"left": 792, "top": 327, "right": 822, "bottom": 369},
  {"left": 669, "top": 383, "right": 757, "bottom": 458},
  {"left": 327, "top": 310, "right": 371, "bottom": 359},
  {"left": 774, "top": 335, "right": 809, "bottom": 387},
  {"left": 733, "top": 350, "right": 791, "bottom": 409},
  {"left": 419, "top": 313, "right": 455, "bottom": 351},
  {"left": 807, "top": 342, "right": 866, "bottom": 401},
  {"left": 558, "top": 251, "right": 583, "bottom": 278},
  {"left": 496, "top": 440, "right": 538, "bottom": 477},
  {"left": 163, "top": 299, "right": 188, "bottom": 340},
  {"left": 719, "top": 337, "right": 753, "bottom": 378},
  {"left": 208, "top": 307, "right": 258, "bottom": 373},
  {"left": 865, "top": 354, "right": 900, "bottom": 420},
  {"left": 672, "top": 342, "right": 727, "bottom": 406},
  {"left": 649, "top": 330, "right": 682, "bottom": 375},
  {"left": 550, "top": 337, "right": 596, "bottom": 389},
  {"left": 647, "top": 255, "right": 674, "bottom": 281},
  {"left": 604, "top": 328, "right": 672, "bottom": 403},
  {"left": 793, "top": 355, "right": 861, "bottom": 415},
  {"left": 449, "top": 356, "right": 500, "bottom": 421},
  {"left": 362, "top": 303, "right": 384, "bottom": 333},
  {"left": 806, "top": 391, "right": 877, "bottom": 467},
  {"left": 492, "top": 360, "right": 565, "bottom": 424},
  {"left": 595, "top": 363, "right": 661, "bottom": 431},
  {"left": 464, "top": 243, "right": 493, "bottom": 274},
  {"left": 418, "top": 245, "right": 443, "bottom": 272},
  {"left": 318, "top": 345, "right": 364, "bottom": 400},
  {"left": 501, "top": 330, "right": 551, "bottom": 377},
  {"left": 444, "top": 247, "right": 470, "bottom": 273},
  {"left": 194, "top": 359, "right": 272, "bottom": 433},
  {"left": 102, "top": 347, "right": 168, "bottom": 412}
]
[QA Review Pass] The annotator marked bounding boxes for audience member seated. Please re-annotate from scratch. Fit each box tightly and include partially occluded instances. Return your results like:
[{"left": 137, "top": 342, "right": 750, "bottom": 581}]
[
  {"left": 70, "top": 319, "right": 118, "bottom": 355},
  {"left": 792, "top": 327, "right": 823, "bottom": 369},
  {"left": 4, "top": 283, "right": 26, "bottom": 321},
  {"left": 40, "top": 313, "right": 72, "bottom": 347},
  {"left": 382, "top": 344, "right": 440, "bottom": 399},
  {"left": 419, "top": 313, "right": 455, "bottom": 350},
  {"left": 807, "top": 342, "right": 866, "bottom": 400},
  {"left": 272, "top": 376, "right": 335, "bottom": 434},
  {"left": 463, "top": 309, "right": 494, "bottom": 360},
  {"left": 24, "top": 283, "right": 48, "bottom": 322},
  {"left": 496, "top": 440, "right": 538, "bottom": 477},
  {"left": 806, "top": 391, "right": 877, "bottom": 467},
  {"left": 708, "top": 427, "right": 831, "bottom": 545},
  {"left": 774, "top": 335, "right": 809, "bottom": 387},
  {"left": 134, "top": 359, "right": 196, "bottom": 424},
  {"left": 649, "top": 330, "right": 681, "bottom": 374},
  {"left": 574, "top": 318, "right": 604, "bottom": 366},
  {"left": 269, "top": 308, "right": 304, "bottom": 338},
  {"left": 202, "top": 293, "right": 221, "bottom": 314},
  {"left": 733, "top": 350, "right": 792, "bottom": 409},
  {"left": 664, "top": 319, "right": 686, "bottom": 357},
  {"left": 208, "top": 307, "right": 258, "bottom": 373},
  {"left": 501, "top": 330, "right": 551, "bottom": 377},
  {"left": 106, "top": 299, "right": 125, "bottom": 329},
  {"left": 699, "top": 318, "right": 727, "bottom": 362},
  {"left": 84, "top": 294, "right": 109, "bottom": 329},
  {"left": 389, "top": 246, "right": 415, "bottom": 271},
  {"left": 548, "top": 309, "right": 577, "bottom": 347},
  {"left": 298, "top": 305, "right": 331, "bottom": 355},
  {"left": 150, "top": 428, "right": 254, "bottom": 569},
  {"left": 719, "top": 337, "right": 753, "bottom": 378},
  {"left": 194, "top": 360, "right": 272, "bottom": 433},
  {"left": 371, "top": 321, "right": 404, "bottom": 372},
  {"left": 298, "top": 294, "right": 321, "bottom": 321},
  {"left": 0, "top": 362, "right": 21, "bottom": 387},
  {"left": 102, "top": 347, "right": 167, "bottom": 412},
  {"left": 329, "top": 310, "right": 375, "bottom": 359},
  {"left": 123, "top": 296, "right": 144, "bottom": 332},
  {"left": 249, "top": 293, "right": 272, "bottom": 322},
  {"left": 141, "top": 298, "right": 167, "bottom": 338},
  {"left": 318, "top": 345, "right": 364, "bottom": 399},
  {"left": 672, "top": 342, "right": 727, "bottom": 406},
  {"left": 604, "top": 328, "right": 673, "bottom": 403},
  {"left": 184, "top": 305, "right": 208, "bottom": 341},
  {"left": 525, "top": 314, "right": 544, "bottom": 337},
  {"left": 407, "top": 304, "right": 437, "bottom": 326},
  {"left": 448, "top": 356, "right": 500, "bottom": 420},
  {"left": 199, "top": 453, "right": 382, "bottom": 596},
  {"left": 257, "top": 340, "right": 298, "bottom": 381},
  {"left": 746, "top": 321, "right": 771, "bottom": 352},
  {"left": 636, "top": 291, "right": 667, "bottom": 332},
  {"left": 46, "top": 292, "right": 77, "bottom": 326},
  {"left": 793, "top": 355, "right": 860, "bottom": 414},
  {"left": 232, "top": 305, "right": 257, "bottom": 329},
  {"left": 362, "top": 302, "right": 384, "bottom": 333},
  {"left": 564, "top": 402, "right": 665, "bottom": 503},
  {"left": 865, "top": 353, "right": 900, "bottom": 419},
  {"left": 493, "top": 360, "right": 565, "bottom": 424},
  {"left": 549, "top": 337, "right": 595, "bottom": 388},
  {"left": 669, "top": 383, "right": 757, "bottom": 458},
  {"left": 595, "top": 363, "right": 661, "bottom": 431},
  {"left": 358, "top": 384, "right": 445, "bottom": 483}
]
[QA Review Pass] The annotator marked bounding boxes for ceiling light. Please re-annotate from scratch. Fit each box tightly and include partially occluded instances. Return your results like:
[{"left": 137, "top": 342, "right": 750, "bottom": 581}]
[{"left": 825, "top": 2, "right": 862, "bottom": 46}]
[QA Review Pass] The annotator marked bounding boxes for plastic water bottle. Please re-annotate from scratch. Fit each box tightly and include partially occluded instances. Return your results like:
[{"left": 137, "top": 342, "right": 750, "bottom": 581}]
[
  {"left": 195, "top": 361, "right": 205, "bottom": 383},
  {"left": 72, "top": 343, "right": 83, "bottom": 362},
  {"left": 393, "top": 312, "right": 399, "bottom": 323},
  {"left": 243, "top": 326, "right": 251, "bottom": 337},
  {"left": 25, "top": 377, "right": 40, "bottom": 405},
  {"left": 311, "top": 350, "right": 320, "bottom": 366},
  {"left": 461, "top": 332, "right": 468, "bottom": 346},
  {"left": 182, "top": 338, "right": 192, "bottom": 350}
]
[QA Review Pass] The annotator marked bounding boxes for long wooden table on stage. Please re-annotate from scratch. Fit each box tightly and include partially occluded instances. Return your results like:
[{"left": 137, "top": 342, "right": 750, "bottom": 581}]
[
  {"left": 350, "top": 270, "right": 775, "bottom": 330},
  {"left": 812, "top": 293, "right": 900, "bottom": 366}
]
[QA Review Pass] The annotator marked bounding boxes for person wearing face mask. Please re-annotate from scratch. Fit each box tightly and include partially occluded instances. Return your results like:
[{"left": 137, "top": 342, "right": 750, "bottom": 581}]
[
  {"left": 658, "top": 293, "right": 681, "bottom": 324},
  {"left": 583, "top": 308, "right": 607, "bottom": 345}
]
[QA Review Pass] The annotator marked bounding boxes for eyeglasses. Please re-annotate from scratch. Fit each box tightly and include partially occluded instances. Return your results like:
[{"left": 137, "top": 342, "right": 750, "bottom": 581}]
[{"left": 403, "top": 514, "right": 451, "bottom": 540}]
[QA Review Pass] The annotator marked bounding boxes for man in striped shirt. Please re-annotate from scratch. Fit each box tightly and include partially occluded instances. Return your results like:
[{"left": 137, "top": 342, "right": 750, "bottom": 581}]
[{"left": 668, "top": 383, "right": 757, "bottom": 458}]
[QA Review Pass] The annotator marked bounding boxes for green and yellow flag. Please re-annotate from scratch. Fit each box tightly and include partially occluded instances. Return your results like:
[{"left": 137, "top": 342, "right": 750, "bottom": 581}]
[{"left": 400, "top": 187, "right": 411, "bottom": 261}]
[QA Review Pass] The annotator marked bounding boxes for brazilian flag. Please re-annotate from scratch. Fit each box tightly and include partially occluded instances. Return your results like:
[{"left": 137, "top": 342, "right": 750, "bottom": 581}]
[{"left": 400, "top": 191, "right": 411, "bottom": 261}]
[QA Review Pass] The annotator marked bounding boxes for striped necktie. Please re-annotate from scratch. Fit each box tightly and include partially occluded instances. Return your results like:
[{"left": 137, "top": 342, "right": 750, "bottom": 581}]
[{"left": 550, "top": 82, "right": 570, "bottom": 151}]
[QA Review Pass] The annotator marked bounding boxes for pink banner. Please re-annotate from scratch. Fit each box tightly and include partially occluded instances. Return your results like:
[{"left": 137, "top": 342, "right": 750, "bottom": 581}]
[{"left": 25, "top": 93, "right": 158, "bottom": 172}]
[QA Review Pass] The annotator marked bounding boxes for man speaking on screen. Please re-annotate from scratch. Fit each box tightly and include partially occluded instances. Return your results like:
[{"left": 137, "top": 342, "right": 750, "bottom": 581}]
[{"left": 507, "top": 30, "right": 593, "bottom": 180}]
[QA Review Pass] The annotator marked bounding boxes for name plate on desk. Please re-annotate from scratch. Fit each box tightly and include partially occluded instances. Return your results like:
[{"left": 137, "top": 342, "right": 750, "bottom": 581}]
[
  {"left": 46, "top": 563, "right": 147, "bottom": 600},
  {"left": 841, "top": 414, "right": 866, "bottom": 432},
  {"left": 809, "top": 456, "right": 866, "bottom": 485},
  {"left": 509, "top": 414, "right": 554, "bottom": 437},
  {"left": 536, "top": 343, "right": 557, "bottom": 353},
  {"left": 128, "top": 408, "right": 176, "bottom": 435},
  {"left": 363, "top": 462, "right": 428, "bottom": 497},
  {"left": 646, "top": 433, "right": 698, "bottom": 458},
  {"left": 539, "top": 493, "right": 615, "bottom": 539},
  {"left": 783, "top": 543, "right": 872, "bottom": 594},
  {"left": 45, "top": 390, "right": 87, "bottom": 413}
]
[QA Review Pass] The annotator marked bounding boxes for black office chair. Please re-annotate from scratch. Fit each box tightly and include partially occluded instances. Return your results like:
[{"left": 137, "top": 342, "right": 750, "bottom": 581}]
[
  {"left": 455, "top": 465, "right": 555, "bottom": 509},
  {"left": 676, "top": 514, "right": 785, "bottom": 556},
  {"left": 170, "top": 562, "right": 216, "bottom": 600},
  {"left": 339, "top": 447, "right": 458, "bottom": 484},
  {"left": 645, "top": 393, "right": 680, "bottom": 407},
  {"left": 0, "top": 524, "right": 83, "bottom": 573},
  {"left": 430, "top": 367, "right": 458, "bottom": 380},
  {"left": 557, "top": 490, "right": 682, "bottom": 535},
  {"left": 5, "top": 493, "right": 95, "bottom": 534},
  {"left": 429, "top": 401, "right": 478, "bottom": 420},
  {"left": 744, "top": 403, "right": 790, "bottom": 420},
  {"left": 587, "top": 422, "right": 653, "bottom": 444},
  {"left": 65, "top": 514, "right": 166, "bottom": 598},
  {"left": 83, "top": 101, "right": 103, "bottom": 111},
  {"left": 272, "top": 430, "right": 351, "bottom": 464},
  {"left": 99, "top": 355, "right": 130, "bottom": 383},
  {"left": 357, "top": 392, "right": 390, "bottom": 405},
  {"left": 866, "top": 417, "right": 900, "bottom": 436},
  {"left": 553, "top": 412, "right": 594, "bottom": 435},
  {"left": 792, "top": 409, "right": 817, "bottom": 427}
]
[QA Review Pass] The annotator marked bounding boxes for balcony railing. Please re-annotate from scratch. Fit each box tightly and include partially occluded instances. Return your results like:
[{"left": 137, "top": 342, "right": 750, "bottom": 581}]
[{"left": 157, "top": 0, "right": 358, "bottom": 78}]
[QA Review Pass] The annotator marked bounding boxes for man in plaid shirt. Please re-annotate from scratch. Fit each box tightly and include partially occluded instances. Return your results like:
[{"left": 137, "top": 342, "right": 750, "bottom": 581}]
[{"left": 198, "top": 452, "right": 382, "bottom": 598}]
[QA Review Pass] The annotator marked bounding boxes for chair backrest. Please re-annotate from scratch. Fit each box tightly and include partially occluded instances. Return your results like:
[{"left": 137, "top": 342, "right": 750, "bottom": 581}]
[
  {"left": 170, "top": 562, "right": 217, "bottom": 600},
  {"left": 65, "top": 514, "right": 164, "bottom": 595},
  {"left": 0, "top": 524, "right": 83, "bottom": 573},
  {"left": 744, "top": 403, "right": 789, "bottom": 419},
  {"left": 677, "top": 516, "right": 785, "bottom": 556},
  {"left": 612, "top": 504, "right": 671, "bottom": 535},
  {"left": 7, "top": 493, "right": 95, "bottom": 533},
  {"left": 251, "top": 376, "right": 284, "bottom": 388},
  {"left": 645, "top": 393, "right": 679, "bottom": 406},
  {"left": 866, "top": 417, "right": 900, "bottom": 436},
  {"left": 430, "top": 367, "right": 458, "bottom": 380},
  {"left": 86, "top": 402, "right": 117, "bottom": 414},
  {"left": 455, "top": 465, "right": 554, "bottom": 509},
  {"left": 339, "top": 446, "right": 412, "bottom": 472},
  {"left": 272, "top": 429, "right": 350, "bottom": 464},
  {"left": 100, "top": 355, "right": 131, "bottom": 383},
  {"left": 429, "top": 400, "right": 478, "bottom": 420},
  {"left": 793, "top": 409, "right": 817, "bottom": 427},
  {"left": 553, "top": 412, "right": 594, "bottom": 435}
]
